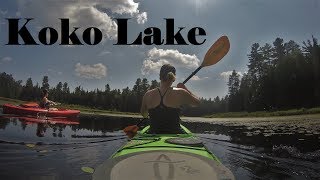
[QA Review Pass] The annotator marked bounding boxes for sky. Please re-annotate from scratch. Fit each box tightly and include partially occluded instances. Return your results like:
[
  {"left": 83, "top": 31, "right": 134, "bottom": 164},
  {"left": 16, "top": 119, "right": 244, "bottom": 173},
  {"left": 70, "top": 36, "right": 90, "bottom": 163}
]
[{"left": 0, "top": 0, "right": 319, "bottom": 99}]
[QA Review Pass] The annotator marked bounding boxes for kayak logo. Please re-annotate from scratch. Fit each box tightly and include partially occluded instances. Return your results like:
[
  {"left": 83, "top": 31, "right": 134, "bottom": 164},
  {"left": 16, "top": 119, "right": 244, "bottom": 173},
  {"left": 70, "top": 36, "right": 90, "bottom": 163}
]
[
  {"left": 4, "top": 18, "right": 207, "bottom": 46},
  {"left": 144, "top": 154, "right": 200, "bottom": 179}
]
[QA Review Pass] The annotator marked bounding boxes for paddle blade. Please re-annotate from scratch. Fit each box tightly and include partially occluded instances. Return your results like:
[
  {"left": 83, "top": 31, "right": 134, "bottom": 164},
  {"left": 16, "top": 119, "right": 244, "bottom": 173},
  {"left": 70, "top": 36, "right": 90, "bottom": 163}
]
[
  {"left": 202, "top": 36, "right": 230, "bottom": 67},
  {"left": 123, "top": 125, "right": 139, "bottom": 138}
]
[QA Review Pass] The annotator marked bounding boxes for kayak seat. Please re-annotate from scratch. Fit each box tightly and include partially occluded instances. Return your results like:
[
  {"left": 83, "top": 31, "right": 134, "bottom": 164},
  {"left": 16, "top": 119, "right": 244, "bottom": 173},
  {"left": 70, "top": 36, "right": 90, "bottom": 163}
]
[
  {"left": 20, "top": 103, "right": 40, "bottom": 108},
  {"left": 143, "top": 125, "right": 186, "bottom": 134},
  {"left": 165, "top": 137, "right": 204, "bottom": 147}
]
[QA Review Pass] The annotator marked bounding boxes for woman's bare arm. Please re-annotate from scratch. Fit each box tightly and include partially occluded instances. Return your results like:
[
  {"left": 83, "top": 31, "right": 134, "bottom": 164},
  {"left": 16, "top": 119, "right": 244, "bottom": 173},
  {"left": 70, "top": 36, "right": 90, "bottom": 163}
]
[
  {"left": 177, "top": 83, "right": 200, "bottom": 107},
  {"left": 140, "top": 94, "right": 148, "bottom": 118}
]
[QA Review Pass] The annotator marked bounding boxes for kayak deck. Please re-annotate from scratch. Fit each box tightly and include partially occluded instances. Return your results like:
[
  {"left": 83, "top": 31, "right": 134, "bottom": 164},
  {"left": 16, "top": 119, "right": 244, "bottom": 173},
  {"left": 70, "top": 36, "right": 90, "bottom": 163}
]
[
  {"left": 93, "top": 125, "right": 235, "bottom": 180},
  {"left": 113, "top": 125, "right": 220, "bottom": 162}
]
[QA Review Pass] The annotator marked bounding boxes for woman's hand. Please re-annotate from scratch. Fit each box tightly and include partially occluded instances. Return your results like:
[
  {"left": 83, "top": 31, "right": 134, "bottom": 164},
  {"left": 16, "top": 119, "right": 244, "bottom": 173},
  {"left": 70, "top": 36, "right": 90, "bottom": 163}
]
[
  {"left": 49, "top": 101, "right": 59, "bottom": 106},
  {"left": 177, "top": 83, "right": 188, "bottom": 91},
  {"left": 124, "top": 125, "right": 139, "bottom": 138}
]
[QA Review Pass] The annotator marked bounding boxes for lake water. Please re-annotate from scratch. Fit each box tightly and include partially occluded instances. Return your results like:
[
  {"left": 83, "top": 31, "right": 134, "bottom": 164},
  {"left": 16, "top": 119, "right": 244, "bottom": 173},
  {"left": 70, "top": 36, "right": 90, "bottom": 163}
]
[{"left": 0, "top": 113, "right": 319, "bottom": 180}]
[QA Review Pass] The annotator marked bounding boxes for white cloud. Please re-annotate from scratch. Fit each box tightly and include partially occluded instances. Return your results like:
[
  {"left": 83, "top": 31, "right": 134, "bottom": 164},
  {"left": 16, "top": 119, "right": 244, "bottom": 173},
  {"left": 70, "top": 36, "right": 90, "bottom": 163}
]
[
  {"left": 1, "top": 57, "right": 12, "bottom": 62},
  {"left": 141, "top": 59, "right": 169, "bottom": 75},
  {"left": 191, "top": 75, "right": 209, "bottom": 81},
  {"left": 220, "top": 71, "right": 243, "bottom": 81},
  {"left": 17, "top": 0, "right": 147, "bottom": 41},
  {"left": 75, "top": 63, "right": 107, "bottom": 79},
  {"left": 97, "top": 0, "right": 139, "bottom": 15},
  {"left": 141, "top": 47, "right": 200, "bottom": 75},
  {"left": 65, "top": 6, "right": 118, "bottom": 40},
  {"left": 137, "top": 12, "right": 147, "bottom": 24},
  {"left": 98, "top": 51, "right": 111, "bottom": 56}
]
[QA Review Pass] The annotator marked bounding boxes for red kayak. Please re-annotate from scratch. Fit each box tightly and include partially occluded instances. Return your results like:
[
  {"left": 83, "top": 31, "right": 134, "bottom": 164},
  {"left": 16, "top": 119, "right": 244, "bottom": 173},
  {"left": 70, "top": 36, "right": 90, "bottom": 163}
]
[{"left": 2, "top": 103, "right": 80, "bottom": 118}]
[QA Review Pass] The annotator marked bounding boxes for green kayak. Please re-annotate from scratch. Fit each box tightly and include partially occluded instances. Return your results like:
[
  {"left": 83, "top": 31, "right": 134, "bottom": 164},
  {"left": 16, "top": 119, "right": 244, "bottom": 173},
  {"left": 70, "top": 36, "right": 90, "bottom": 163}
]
[{"left": 93, "top": 125, "right": 234, "bottom": 180}]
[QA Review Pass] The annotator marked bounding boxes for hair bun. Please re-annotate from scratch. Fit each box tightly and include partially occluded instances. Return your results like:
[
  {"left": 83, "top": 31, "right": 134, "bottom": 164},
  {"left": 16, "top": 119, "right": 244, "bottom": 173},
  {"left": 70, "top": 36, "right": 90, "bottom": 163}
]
[
  {"left": 167, "top": 72, "right": 176, "bottom": 82},
  {"left": 160, "top": 64, "right": 176, "bottom": 81}
]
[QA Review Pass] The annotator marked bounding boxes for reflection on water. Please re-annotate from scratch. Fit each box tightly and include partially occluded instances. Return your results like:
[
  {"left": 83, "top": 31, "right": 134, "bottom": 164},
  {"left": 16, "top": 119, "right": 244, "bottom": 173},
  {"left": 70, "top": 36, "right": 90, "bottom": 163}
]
[
  {"left": 183, "top": 120, "right": 320, "bottom": 179},
  {"left": 0, "top": 114, "right": 319, "bottom": 179}
]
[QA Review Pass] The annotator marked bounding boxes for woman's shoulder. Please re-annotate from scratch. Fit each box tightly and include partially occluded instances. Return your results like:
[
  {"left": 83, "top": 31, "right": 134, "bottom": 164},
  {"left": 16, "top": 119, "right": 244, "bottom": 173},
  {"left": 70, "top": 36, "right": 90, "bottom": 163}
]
[
  {"left": 144, "top": 88, "right": 158, "bottom": 96},
  {"left": 145, "top": 87, "right": 185, "bottom": 96}
]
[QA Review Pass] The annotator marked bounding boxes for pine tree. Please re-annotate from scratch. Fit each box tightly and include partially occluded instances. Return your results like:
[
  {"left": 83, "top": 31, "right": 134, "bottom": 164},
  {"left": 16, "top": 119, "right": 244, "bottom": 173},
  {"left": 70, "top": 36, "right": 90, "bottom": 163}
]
[{"left": 41, "top": 76, "right": 49, "bottom": 90}]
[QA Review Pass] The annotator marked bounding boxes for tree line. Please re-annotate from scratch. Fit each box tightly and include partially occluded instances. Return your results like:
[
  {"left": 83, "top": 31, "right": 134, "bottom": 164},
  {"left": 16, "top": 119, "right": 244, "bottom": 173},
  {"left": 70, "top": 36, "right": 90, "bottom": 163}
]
[
  {"left": 0, "top": 36, "right": 319, "bottom": 116},
  {"left": 227, "top": 36, "right": 320, "bottom": 112},
  {"left": 0, "top": 71, "right": 228, "bottom": 116},
  {"left": 0, "top": 73, "right": 158, "bottom": 112}
]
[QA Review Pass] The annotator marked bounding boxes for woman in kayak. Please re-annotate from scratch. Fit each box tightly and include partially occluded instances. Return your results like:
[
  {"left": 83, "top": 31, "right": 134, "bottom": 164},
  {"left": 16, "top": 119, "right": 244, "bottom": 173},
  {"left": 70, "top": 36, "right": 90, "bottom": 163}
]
[
  {"left": 39, "top": 89, "right": 58, "bottom": 110},
  {"left": 140, "top": 64, "right": 200, "bottom": 134}
]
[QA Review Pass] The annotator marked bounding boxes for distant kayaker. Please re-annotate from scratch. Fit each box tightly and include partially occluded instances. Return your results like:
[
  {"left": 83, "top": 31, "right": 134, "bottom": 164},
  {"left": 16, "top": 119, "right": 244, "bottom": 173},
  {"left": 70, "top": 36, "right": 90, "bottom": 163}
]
[
  {"left": 39, "top": 89, "right": 58, "bottom": 110},
  {"left": 140, "top": 64, "right": 200, "bottom": 134}
]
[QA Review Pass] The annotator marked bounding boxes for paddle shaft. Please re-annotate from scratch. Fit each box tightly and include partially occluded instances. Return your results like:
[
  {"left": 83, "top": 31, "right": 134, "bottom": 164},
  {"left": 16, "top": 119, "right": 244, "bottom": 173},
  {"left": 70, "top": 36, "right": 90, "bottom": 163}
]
[
  {"left": 131, "top": 118, "right": 146, "bottom": 129},
  {"left": 182, "top": 66, "right": 203, "bottom": 84},
  {"left": 136, "top": 118, "right": 145, "bottom": 126}
]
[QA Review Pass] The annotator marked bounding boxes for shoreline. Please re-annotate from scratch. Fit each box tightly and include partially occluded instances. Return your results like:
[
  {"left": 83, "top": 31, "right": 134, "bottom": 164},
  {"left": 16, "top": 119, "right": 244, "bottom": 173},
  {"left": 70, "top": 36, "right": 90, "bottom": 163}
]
[
  {"left": 1, "top": 96, "right": 320, "bottom": 119},
  {"left": 80, "top": 111, "right": 320, "bottom": 120}
]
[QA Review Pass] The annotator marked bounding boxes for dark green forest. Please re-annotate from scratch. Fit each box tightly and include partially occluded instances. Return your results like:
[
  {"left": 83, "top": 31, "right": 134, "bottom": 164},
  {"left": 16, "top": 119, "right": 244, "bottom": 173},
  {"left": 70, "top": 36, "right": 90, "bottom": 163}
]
[{"left": 0, "top": 37, "right": 319, "bottom": 116}]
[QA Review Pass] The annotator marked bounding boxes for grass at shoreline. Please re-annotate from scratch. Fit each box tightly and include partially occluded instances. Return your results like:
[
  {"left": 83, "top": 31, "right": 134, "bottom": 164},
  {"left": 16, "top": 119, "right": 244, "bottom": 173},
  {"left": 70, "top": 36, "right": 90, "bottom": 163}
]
[
  {"left": 1, "top": 96, "right": 320, "bottom": 118},
  {"left": 204, "top": 107, "right": 320, "bottom": 118},
  {"left": 0, "top": 97, "right": 25, "bottom": 105},
  {"left": 59, "top": 104, "right": 139, "bottom": 116}
]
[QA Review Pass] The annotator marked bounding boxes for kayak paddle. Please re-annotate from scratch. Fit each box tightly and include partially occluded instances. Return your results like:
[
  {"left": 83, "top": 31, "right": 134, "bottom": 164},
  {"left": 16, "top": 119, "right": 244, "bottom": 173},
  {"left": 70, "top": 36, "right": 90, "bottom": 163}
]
[
  {"left": 183, "top": 35, "right": 230, "bottom": 84},
  {"left": 123, "top": 119, "right": 145, "bottom": 138},
  {"left": 124, "top": 35, "right": 230, "bottom": 138}
]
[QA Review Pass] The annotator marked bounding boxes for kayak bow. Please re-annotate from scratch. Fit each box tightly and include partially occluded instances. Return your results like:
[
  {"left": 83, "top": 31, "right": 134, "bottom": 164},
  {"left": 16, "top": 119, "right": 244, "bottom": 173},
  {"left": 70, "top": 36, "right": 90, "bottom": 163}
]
[{"left": 93, "top": 125, "right": 234, "bottom": 180}]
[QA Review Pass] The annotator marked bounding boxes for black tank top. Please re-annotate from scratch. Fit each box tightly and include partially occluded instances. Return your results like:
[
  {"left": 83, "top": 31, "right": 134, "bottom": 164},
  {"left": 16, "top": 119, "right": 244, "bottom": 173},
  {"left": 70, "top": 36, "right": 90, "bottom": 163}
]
[
  {"left": 39, "top": 98, "right": 50, "bottom": 109},
  {"left": 148, "top": 88, "right": 182, "bottom": 134}
]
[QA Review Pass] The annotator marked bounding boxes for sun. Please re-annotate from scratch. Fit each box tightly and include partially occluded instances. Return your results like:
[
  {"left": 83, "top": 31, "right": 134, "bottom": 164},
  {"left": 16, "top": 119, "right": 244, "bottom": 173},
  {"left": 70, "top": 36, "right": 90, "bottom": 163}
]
[
  {"left": 190, "top": 0, "right": 210, "bottom": 8},
  {"left": 187, "top": 0, "right": 212, "bottom": 13}
]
